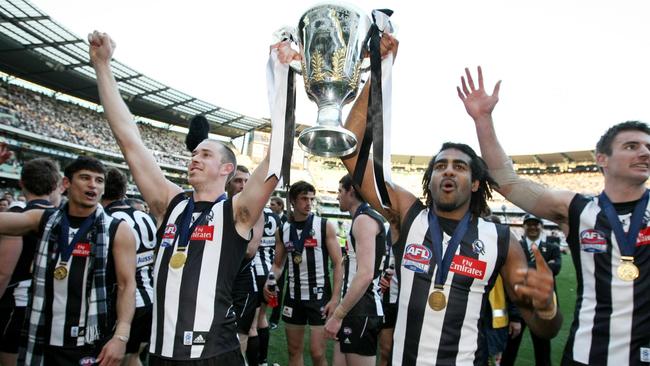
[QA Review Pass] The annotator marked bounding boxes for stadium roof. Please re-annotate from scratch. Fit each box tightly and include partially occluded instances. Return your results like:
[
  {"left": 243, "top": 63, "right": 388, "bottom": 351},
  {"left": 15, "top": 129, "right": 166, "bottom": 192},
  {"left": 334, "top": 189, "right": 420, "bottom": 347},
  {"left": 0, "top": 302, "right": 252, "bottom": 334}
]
[
  {"left": 0, "top": 0, "right": 275, "bottom": 138},
  {"left": 391, "top": 150, "right": 596, "bottom": 167}
]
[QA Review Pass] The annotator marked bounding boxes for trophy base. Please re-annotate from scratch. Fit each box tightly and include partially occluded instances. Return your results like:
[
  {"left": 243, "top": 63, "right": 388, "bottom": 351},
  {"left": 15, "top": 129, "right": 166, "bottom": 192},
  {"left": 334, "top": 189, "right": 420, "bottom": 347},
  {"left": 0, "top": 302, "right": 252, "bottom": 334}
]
[{"left": 298, "top": 126, "right": 358, "bottom": 158}]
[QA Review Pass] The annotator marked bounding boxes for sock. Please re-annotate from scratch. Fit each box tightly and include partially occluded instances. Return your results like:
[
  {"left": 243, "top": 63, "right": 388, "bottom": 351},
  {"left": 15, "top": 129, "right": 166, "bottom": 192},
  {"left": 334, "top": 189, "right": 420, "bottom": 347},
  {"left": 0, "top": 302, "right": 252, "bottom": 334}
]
[
  {"left": 258, "top": 327, "right": 270, "bottom": 363},
  {"left": 246, "top": 335, "right": 259, "bottom": 366}
]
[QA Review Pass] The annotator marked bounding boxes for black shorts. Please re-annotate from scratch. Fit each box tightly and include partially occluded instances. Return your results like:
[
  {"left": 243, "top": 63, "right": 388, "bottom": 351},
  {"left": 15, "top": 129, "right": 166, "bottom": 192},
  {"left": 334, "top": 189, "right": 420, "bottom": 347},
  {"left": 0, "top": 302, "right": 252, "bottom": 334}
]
[
  {"left": 232, "top": 290, "right": 258, "bottom": 334},
  {"left": 381, "top": 303, "right": 397, "bottom": 330},
  {"left": 256, "top": 276, "right": 268, "bottom": 305},
  {"left": 337, "top": 315, "right": 383, "bottom": 356},
  {"left": 126, "top": 305, "right": 152, "bottom": 354},
  {"left": 281, "top": 297, "right": 328, "bottom": 326},
  {"left": 0, "top": 306, "right": 25, "bottom": 353},
  {"left": 148, "top": 349, "right": 244, "bottom": 366},
  {"left": 43, "top": 343, "right": 106, "bottom": 365}
]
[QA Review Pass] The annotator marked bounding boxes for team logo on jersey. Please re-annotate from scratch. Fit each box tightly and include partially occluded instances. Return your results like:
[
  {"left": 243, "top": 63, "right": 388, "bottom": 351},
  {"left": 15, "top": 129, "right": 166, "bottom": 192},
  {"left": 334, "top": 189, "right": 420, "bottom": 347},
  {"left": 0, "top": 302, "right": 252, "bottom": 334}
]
[
  {"left": 72, "top": 243, "right": 91, "bottom": 257},
  {"left": 402, "top": 244, "right": 431, "bottom": 273},
  {"left": 183, "top": 331, "right": 193, "bottom": 346},
  {"left": 343, "top": 327, "right": 353, "bottom": 335},
  {"left": 580, "top": 229, "right": 607, "bottom": 253},
  {"left": 163, "top": 224, "right": 177, "bottom": 239},
  {"left": 472, "top": 239, "right": 485, "bottom": 255},
  {"left": 79, "top": 357, "right": 96, "bottom": 365},
  {"left": 637, "top": 227, "right": 650, "bottom": 247},
  {"left": 641, "top": 347, "right": 650, "bottom": 362},
  {"left": 191, "top": 225, "right": 214, "bottom": 241},
  {"left": 449, "top": 255, "right": 487, "bottom": 280}
]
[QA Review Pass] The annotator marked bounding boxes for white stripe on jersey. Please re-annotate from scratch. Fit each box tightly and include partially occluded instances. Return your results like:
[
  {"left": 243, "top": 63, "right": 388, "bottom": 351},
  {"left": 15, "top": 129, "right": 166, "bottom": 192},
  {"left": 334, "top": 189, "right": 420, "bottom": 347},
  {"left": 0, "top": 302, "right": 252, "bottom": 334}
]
[
  {"left": 283, "top": 217, "right": 326, "bottom": 300},
  {"left": 393, "top": 213, "right": 500, "bottom": 366},
  {"left": 50, "top": 227, "right": 92, "bottom": 347},
  {"left": 151, "top": 200, "right": 187, "bottom": 356},
  {"left": 189, "top": 209, "right": 224, "bottom": 359},
  {"left": 13, "top": 279, "right": 30, "bottom": 307},
  {"left": 573, "top": 199, "right": 635, "bottom": 365}
]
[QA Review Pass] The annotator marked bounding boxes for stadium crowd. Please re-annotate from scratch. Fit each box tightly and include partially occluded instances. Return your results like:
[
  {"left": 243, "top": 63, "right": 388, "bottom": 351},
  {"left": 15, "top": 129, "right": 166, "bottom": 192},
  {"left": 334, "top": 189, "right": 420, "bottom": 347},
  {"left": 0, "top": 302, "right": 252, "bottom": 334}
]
[
  {"left": 0, "top": 28, "right": 649, "bottom": 366},
  {"left": 0, "top": 83, "right": 190, "bottom": 167}
]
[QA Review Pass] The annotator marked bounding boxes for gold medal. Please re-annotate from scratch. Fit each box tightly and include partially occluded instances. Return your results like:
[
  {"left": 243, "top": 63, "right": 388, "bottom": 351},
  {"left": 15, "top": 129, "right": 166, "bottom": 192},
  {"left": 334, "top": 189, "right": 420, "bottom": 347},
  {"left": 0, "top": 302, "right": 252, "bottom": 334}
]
[
  {"left": 169, "top": 252, "right": 187, "bottom": 269},
  {"left": 53, "top": 265, "right": 68, "bottom": 280},
  {"left": 617, "top": 256, "right": 639, "bottom": 281},
  {"left": 293, "top": 254, "right": 303, "bottom": 265},
  {"left": 428, "top": 289, "right": 446, "bottom": 311}
]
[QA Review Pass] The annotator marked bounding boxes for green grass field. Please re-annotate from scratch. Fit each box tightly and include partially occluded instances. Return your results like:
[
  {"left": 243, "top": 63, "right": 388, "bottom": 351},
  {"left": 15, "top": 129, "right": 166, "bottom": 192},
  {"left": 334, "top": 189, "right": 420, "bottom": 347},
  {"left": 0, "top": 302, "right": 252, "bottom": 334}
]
[{"left": 265, "top": 252, "right": 578, "bottom": 365}]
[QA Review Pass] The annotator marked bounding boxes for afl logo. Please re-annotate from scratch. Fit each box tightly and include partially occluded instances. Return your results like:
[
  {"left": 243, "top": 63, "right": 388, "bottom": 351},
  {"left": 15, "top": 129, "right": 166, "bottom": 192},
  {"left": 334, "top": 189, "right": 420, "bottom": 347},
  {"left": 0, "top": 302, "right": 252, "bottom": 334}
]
[
  {"left": 580, "top": 229, "right": 607, "bottom": 253},
  {"left": 404, "top": 244, "right": 431, "bottom": 261},
  {"left": 403, "top": 244, "right": 431, "bottom": 273}
]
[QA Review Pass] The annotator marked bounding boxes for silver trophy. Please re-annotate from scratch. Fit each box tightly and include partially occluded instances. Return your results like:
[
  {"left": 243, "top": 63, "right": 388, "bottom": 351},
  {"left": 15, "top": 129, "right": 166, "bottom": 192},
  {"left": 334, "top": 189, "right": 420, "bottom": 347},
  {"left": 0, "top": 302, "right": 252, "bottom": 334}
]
[{"left": 295, "top": 4, "right": 371, "bottom": 157}]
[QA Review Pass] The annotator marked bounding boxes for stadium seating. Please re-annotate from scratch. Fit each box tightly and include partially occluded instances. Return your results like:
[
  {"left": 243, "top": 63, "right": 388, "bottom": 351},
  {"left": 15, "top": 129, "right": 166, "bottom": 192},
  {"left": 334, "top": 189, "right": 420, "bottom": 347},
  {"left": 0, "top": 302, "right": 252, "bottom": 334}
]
[{"left": 0, "top": 83, "right": 190, "bottom": 167}]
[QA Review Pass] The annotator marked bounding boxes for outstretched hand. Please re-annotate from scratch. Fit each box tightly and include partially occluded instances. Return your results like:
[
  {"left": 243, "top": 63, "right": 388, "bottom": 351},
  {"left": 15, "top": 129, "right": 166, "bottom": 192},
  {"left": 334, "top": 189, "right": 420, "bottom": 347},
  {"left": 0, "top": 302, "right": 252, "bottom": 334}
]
[
  {"left": 457, "top": 66, "right": 501, "bottom": 121},
  {"left": 514, "top": 245, "right": 555, "bottom": 312},
  {"left": 88, "top": 31, "right": 116, "bottom": 67}
]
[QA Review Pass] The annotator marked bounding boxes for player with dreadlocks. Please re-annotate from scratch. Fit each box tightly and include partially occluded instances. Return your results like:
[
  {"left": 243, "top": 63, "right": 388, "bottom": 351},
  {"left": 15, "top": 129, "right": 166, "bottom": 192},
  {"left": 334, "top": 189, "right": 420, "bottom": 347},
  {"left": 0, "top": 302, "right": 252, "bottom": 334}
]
[{"left": 338, "top": 67, "right": 562, "bottom": 366}]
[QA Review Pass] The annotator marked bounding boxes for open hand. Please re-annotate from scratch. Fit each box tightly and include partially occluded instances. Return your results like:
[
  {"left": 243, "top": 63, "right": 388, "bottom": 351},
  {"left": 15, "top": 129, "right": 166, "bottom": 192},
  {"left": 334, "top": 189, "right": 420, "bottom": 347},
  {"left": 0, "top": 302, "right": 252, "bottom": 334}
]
[{"left": 457, "top": 66, "right": 501, "bottom": 121}]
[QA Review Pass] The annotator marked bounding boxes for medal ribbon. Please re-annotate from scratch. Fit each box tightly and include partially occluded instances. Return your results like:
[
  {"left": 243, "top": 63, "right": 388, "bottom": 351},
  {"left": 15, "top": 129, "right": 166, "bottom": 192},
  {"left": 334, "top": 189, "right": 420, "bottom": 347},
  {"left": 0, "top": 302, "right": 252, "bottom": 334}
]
[
  {"left": 57, "top": 210, "right": 97, "bottom": 264},
  {"left": 176, "top": 193, "right": 227, "bottom": 251},
  {"left": 598, "top": 190, "right": 649, "bottom": 257},
  {"left": 427, "top": 210, "right": 471, "bottom": 286},
  {"left": 289, "top": 214, "right": 315, "bottom": 255}
]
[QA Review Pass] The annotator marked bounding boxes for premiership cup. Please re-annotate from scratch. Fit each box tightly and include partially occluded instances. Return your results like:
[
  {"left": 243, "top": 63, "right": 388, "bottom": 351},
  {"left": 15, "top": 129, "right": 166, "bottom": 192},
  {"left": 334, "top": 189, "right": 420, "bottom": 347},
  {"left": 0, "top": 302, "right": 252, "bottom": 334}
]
[{"left": 295, "top": 3, "right": 371, "bottom": 157}]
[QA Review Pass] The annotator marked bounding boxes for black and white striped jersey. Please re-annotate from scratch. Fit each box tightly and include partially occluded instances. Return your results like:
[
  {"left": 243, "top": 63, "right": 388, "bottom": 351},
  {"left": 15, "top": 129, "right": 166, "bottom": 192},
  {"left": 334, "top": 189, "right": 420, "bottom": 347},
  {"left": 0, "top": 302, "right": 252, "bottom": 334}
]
[
  {"left": 106, "top": 202, "right": 157, "bottom": 308},
  {"left": 281, "top": 215, "right": 331, "bottom": 301},
  {"left": 564, "top": 193, "right": 650, "bottom": 365},
  {"left": 341, "top": 205, "right": 385, "bottom": 316},
  {"left": 392, "top": 202, "right": 509, "bottom": 366},
  {"left": 382, "top": 224, "right": 399, "bottom": 305},
  {"left": 40, "top": 209, "right": 120, "bottom": 347},
  {"left": 150, "top": 193, "right": 248, "bottom": 360},
  {"left": 253, "top": 208, "right": 281, "bottom": 278},
  {"left": 0, "top": 200, "right": 52, "bottom": 309}
]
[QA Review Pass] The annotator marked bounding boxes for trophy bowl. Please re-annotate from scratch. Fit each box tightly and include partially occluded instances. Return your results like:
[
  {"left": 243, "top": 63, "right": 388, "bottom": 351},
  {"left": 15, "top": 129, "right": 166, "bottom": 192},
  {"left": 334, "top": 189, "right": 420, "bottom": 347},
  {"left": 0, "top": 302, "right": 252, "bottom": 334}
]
[{"left": 296, "top": 3, "right": 371, "bottom": 157}]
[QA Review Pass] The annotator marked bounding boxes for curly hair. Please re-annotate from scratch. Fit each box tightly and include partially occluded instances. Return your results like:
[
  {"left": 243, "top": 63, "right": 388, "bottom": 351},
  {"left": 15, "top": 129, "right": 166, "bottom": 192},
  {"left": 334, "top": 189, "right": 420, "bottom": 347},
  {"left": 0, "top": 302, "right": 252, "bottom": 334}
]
[{"left": 422, "top": 142, "right": 498, "bottom": 218}]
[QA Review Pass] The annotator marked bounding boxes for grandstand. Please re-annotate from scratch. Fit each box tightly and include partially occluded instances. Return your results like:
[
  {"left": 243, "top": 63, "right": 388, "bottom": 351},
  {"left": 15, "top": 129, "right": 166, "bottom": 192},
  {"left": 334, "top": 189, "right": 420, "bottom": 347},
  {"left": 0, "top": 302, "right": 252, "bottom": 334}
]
[{"left": 0, "top": 0, "right": 631, "bottom": 228}]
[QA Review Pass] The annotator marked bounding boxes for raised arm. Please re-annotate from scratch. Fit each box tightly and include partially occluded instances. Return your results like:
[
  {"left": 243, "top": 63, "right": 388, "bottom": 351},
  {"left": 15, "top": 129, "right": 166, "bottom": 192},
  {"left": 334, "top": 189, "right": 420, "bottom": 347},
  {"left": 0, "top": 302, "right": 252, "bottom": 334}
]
[
  {"left": 339, "top": 34, "right": 417, "bottom": 224},
  {"left": 458, "top": 67, "right": 574, "bottom": 229},
  {"left": 89, "top": 31, "right": 181, "bottom": 222},
  {"left": 233, "top": 148, "right": 279, "bottom": 236}
]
